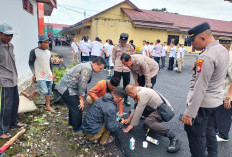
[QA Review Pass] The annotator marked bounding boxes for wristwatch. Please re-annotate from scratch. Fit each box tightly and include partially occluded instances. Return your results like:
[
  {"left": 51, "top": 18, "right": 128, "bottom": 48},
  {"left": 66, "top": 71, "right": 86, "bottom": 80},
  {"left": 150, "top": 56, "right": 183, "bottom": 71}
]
[{"left": 225, "top": 96, "right": 231, "bottom": 100}]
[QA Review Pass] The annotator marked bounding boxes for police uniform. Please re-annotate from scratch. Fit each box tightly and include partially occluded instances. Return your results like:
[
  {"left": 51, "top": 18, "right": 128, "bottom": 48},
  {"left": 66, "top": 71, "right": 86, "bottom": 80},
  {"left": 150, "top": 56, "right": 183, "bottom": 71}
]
[
  {"left": 112, "top": 33, "right": 133, "bottom": 105},
  {"left": 184, "top": 22, "right": 229, "bottom": 157}
]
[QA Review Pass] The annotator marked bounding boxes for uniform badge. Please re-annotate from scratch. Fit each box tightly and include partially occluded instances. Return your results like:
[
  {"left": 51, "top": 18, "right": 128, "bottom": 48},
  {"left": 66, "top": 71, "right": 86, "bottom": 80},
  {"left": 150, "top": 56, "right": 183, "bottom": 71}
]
[
  {"left": 117, "top": 52, "right": 121, "bottom": 56},
  {"left": 196, "top": 59, "right": 204, "bottom": 73},
  {"left": 137, "top": 96, "right": 140, "bottom": 102}
]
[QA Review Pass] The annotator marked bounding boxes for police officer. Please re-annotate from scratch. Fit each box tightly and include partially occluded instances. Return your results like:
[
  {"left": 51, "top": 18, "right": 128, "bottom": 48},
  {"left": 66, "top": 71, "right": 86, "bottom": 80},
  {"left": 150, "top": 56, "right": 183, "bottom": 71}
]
[
  {"left": 120, "top": 54, "right": 159, "bottom": 88},
  {"left": 112, "top": 33, "right": 134, "bottom": 106},
  {"left": 182, "top": 22, "right": 229, "bottom": 157},
  {"left": 123, "top": 84, "right": 180, "bottom": 153}
]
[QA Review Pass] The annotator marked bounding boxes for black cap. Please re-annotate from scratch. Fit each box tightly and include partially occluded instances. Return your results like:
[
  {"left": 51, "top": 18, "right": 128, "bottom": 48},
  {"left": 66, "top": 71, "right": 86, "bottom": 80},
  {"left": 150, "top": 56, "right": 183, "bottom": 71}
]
[
  {"left": 95, "top": 37, "right": 100, "bottom": 41},
  {"left": 119, "top": 33, "right": 129, "bottom": 43},
  {"left": 186, "top": 22, "right": 211, "bottom": 42}
]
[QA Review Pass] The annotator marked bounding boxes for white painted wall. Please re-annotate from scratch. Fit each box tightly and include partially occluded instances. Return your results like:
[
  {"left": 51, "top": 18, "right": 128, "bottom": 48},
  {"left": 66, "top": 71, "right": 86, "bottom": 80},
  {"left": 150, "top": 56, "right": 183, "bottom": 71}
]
[{"left": 0, "top": 0, "right": 39, "bottom": 85}]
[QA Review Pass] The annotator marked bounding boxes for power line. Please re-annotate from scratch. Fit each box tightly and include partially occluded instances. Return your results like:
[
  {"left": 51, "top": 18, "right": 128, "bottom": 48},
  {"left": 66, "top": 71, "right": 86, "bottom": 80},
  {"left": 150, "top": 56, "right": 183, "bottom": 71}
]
[{"left": 58, "top": 4, "right": 124, "bottom": 18}]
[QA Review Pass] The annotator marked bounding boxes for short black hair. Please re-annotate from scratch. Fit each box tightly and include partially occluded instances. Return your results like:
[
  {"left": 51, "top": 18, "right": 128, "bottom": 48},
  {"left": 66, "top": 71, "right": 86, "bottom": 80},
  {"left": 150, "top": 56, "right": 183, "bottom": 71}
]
[
  {"left": 143, "top": 40, "right": 146, "bottom": 42},
  {"left": 84, "top": 38, "right": 88, "bottom": 42},
  {"left": 146, "top": 41, "right": 150, "bottom": 44},
  {"left": 113, "top": 87, "right": 126, "bottom": 98},
  {"left": 109, "top": 39, "right": 113, "bottom": 45},
  {"left": 150, "top": 42, "right": 153, "bottom": 44},
  {"left": 120, "top": 53, "right": 131, "bottom": 62},
  {"left": 110, "top": 75, "right": 120, "bottom": 87},
  {"left": 92, "top": 56, "right": 106, "bottom": 65},
  {"left": 96, "top": 37, "right": 100, "bottom": 41},
  {"left": 157, "top": 39, "right": 160, "bottom": 43},
  {"left": 129, "top": 40, "right": 134, "bottom": 44}
]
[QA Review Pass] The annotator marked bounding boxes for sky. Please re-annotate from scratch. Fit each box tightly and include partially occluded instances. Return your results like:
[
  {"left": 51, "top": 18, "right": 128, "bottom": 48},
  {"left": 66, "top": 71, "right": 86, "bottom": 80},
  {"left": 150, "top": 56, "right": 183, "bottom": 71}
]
[{"left": 45, "top": 0, "right": 232, "bottom": 25}]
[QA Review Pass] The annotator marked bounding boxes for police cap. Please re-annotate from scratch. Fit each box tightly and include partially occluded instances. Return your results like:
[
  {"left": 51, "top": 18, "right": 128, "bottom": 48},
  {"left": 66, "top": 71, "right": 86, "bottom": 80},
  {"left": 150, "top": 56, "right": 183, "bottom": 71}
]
[
  {"left": 119, "top": 33, "right": 129, "bottom": 43},
  {"left": 186, "top": 22, "right": 211, "bottom": 42}
]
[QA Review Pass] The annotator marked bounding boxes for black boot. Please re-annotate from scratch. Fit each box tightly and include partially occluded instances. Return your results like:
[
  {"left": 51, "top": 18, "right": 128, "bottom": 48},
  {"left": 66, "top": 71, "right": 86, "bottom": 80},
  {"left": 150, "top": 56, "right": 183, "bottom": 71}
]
[
  {"left": 166, "top": 131, "right": 180, "bottom": 153},
  {"left": 124, "top": 95, "right": 131, "bottom": 106}
]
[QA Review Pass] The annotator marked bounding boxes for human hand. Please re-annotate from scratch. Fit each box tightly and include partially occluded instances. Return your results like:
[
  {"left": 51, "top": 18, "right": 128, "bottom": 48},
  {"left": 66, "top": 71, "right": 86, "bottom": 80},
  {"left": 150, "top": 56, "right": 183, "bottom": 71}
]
[
  {"left": 224, "top": 98, "right": 232, "bottom": 109},
  {"left": 78, "top": 99, "right": 85, "bottom": 110},
  {"left": 124, "top": 125, "right": 133, "bottom": 133},
  {"left": 121, "top": 118, "right": 131, "bottom": 125},
  {"left": 134, "top": 82, "right": 139, "bottom": 86},
  {"left": 32, "top": 75, "right": 36, "bottom": 82},
  {"left": 182, "top": 114, "right": 193, "bottom": 126}
]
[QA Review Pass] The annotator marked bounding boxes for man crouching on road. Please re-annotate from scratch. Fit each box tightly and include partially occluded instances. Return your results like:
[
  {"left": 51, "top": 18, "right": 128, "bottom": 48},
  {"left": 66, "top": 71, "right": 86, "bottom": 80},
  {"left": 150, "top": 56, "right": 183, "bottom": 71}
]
[
  {"left": 122, "top": 84, "right": 180, "bottom": 153},
  {"left": 86, "top": 75, "right": 124, "bottom": 117},
  {"left": 82, "top": 87, "right": 125, "bottom": 145}
]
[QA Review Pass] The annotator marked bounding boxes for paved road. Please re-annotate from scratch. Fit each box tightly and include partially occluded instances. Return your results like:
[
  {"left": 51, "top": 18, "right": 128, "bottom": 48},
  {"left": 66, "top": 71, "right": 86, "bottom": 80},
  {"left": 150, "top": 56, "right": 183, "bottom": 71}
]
[{"left": 53, "top": 46, "right": 232, "bottom": 157}]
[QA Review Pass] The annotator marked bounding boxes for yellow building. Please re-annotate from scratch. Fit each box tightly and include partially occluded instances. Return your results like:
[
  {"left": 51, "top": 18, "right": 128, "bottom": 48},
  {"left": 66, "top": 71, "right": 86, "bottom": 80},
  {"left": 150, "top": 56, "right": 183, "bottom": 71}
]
[{"left": 60, "top": 0, "right": 232, "bottom": 52}]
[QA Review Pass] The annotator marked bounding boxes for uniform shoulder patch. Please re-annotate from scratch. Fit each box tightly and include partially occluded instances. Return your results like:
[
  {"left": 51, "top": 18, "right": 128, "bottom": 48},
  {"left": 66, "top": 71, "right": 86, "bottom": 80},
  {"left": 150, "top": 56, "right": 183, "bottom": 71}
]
[{"left": 196, "top": 59, "right": 204, "bottom": 73}]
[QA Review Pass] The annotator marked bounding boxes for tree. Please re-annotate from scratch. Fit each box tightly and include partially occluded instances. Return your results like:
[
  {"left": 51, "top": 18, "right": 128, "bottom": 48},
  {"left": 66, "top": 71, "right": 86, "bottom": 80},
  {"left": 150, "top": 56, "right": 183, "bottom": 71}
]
[{"left": 152, "top": 8, "right": 167, "bottom": 12}]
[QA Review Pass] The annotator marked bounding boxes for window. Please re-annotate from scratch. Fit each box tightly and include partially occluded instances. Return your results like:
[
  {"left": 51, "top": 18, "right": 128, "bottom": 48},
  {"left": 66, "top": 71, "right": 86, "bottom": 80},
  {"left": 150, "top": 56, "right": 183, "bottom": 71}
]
[
  {"left": 22, "top": 0, "right": 34, "bottom": 15},
  {"left": 167, "top": 35, "right": 179, "bottom": 46},
  {"left": 184, "top": 39, "right": 192, "bottom": 46}
]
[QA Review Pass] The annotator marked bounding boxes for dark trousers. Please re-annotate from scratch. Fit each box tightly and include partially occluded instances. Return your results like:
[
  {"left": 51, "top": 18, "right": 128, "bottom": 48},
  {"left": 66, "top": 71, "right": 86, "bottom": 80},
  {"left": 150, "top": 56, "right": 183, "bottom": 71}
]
[
  {"left": 137, "top": 74, "right": 157, "bottom": 88},
  {"left": 60, "top": 90, "right": 82, "bottom": 131},
  {"left": 113, "top": 71, "right": 130, "bottom": 89},
  {"left": 144, "top": 110, "right": 169, "bottom": 136},
  {"left": 91, "top": 56, "right": 98, "bottom": 62},
  {"left": 154, "top": 57, "right": 160, "bottom": 70},
  {"left": 168, "top": 57, "right": 175, "bottom": 70},
  {"left": 161, "top": 56, "right": 166, "bottom": 68},
  {"left": 0, "top": 86, "right": 19, "bottom": 135},
  {"left": 82, "top": 56, "right": 90, "bottom": 62},
  {"left": 184, "top": 107, "right": 219, "bottom": 157},
  {"left": 49, "top": 44, "right": 52, "bottom": 50},
  {"left": 215, "top": 103, "right": 232, "bottom": 140}
]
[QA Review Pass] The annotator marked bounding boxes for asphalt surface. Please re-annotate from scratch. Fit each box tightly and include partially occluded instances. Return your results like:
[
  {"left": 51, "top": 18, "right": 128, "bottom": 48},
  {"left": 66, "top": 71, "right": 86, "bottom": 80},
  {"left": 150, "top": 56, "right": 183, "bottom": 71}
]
[{"left": 53, "top": 46, "right": 232, "bottom": 157}]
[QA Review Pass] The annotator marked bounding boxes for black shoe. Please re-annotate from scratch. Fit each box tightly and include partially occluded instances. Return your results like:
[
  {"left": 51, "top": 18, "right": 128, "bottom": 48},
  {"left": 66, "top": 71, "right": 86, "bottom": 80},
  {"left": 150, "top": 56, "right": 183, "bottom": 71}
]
[
  {"left": 166, "top": 131, "right": 181, "bottom": 153},
  {"left": 124, "top": 95, "right": 131, "bottom": 106},
  {"left": 124, "top": 99, "right": 131, "bottom": 106}
]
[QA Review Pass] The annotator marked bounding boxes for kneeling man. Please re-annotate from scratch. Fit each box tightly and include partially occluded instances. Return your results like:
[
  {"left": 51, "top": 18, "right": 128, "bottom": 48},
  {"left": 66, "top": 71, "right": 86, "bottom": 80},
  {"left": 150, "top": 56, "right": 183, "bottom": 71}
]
[
  {"left": 122, "top": 84, "right": 180, "bottom": 153},
  {"left": 82, "top": 87, "right": 125, "bottom": 145},
  {"left": 86, "top": 75, "right": 124, "bottom": 116}
]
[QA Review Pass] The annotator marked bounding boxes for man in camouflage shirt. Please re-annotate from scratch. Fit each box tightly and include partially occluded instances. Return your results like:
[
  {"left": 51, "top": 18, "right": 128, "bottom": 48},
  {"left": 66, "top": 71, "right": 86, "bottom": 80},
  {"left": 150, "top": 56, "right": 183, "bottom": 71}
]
[
  {"left": 112, "top": 33, "right": 134, "bottom": 106},
  {"left": 56, "top": 57, "right": 105, "bottom": 134}
]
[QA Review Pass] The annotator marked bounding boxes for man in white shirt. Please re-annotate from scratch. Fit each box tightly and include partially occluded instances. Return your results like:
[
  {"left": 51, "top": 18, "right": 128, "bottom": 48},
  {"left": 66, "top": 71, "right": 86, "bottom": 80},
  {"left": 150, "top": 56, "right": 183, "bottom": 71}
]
[
  {"left": 148, "top": 42, "right": 154, "bottom": 58},
  {"left": 153, "top": 39, "right": 162, "bottom": 70},
  {"left": 91, "top": 37, "right": 103, "bottom": 61},
  {"left": 161, "top": 42, "right": 168, "bottom": 69},
  {"left": 80, "top": 37, "right": 91, "bottom": 62},
  {"left": 71, "top": 38, "right": 80, "bottom": 64},
  {"left": 181, "top": 44, "right": 186, "bottom": 68},
  {"left": 168, "top": 43, "right": 176, "bottom": 70},
  {"left": 176, "top": 44, "right": 183, "bottom": 73},
  {"left": 142, "top": 40, "right": 147, "bottom": 56}
]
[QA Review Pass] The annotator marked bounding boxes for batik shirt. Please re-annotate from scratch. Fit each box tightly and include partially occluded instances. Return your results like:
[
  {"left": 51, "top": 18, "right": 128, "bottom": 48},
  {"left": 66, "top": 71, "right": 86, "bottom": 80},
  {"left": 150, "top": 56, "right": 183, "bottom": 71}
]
[{"left": 56, "top": 62, "right": 93, "bottom": 96}]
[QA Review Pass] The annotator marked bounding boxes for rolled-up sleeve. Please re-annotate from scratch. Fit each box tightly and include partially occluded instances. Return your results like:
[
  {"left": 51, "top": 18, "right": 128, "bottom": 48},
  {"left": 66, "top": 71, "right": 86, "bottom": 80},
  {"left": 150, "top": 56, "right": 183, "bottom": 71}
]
[{"left": 185, "top": 56, "right": 214, "bottom": 118}]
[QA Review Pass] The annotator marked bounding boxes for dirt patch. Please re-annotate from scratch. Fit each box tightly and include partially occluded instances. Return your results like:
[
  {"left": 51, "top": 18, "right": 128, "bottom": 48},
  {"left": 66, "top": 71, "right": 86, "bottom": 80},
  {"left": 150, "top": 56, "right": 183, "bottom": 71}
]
[{"left": 1, "top": 97, "right": 123, "bottom": 157}]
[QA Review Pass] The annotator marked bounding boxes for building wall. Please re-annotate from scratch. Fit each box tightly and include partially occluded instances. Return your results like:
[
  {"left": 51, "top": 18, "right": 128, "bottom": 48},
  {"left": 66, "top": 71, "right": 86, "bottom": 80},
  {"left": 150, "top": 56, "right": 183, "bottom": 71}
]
[{"left": 0, "top": 0, "right": 39, "bottom": 85}]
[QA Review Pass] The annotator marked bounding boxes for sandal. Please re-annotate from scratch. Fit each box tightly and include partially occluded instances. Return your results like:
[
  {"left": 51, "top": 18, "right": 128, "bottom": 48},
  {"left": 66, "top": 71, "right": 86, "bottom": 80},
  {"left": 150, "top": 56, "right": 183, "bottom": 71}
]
[
  {"left": 100, "top": 136, "right": 115, "bottom": 145},
  {"left": 44, "top": 107, "right": 56, "bottom": 113},
  {"left": 0, "top": 133, "right": 11, "bottom": 139}
]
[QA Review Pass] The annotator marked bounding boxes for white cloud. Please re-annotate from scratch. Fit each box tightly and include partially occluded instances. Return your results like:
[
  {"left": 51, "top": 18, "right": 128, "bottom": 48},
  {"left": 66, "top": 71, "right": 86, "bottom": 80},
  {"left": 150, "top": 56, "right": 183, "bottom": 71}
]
[{"left": 45, "top": 0, "right": 232, "bottom": 25}]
